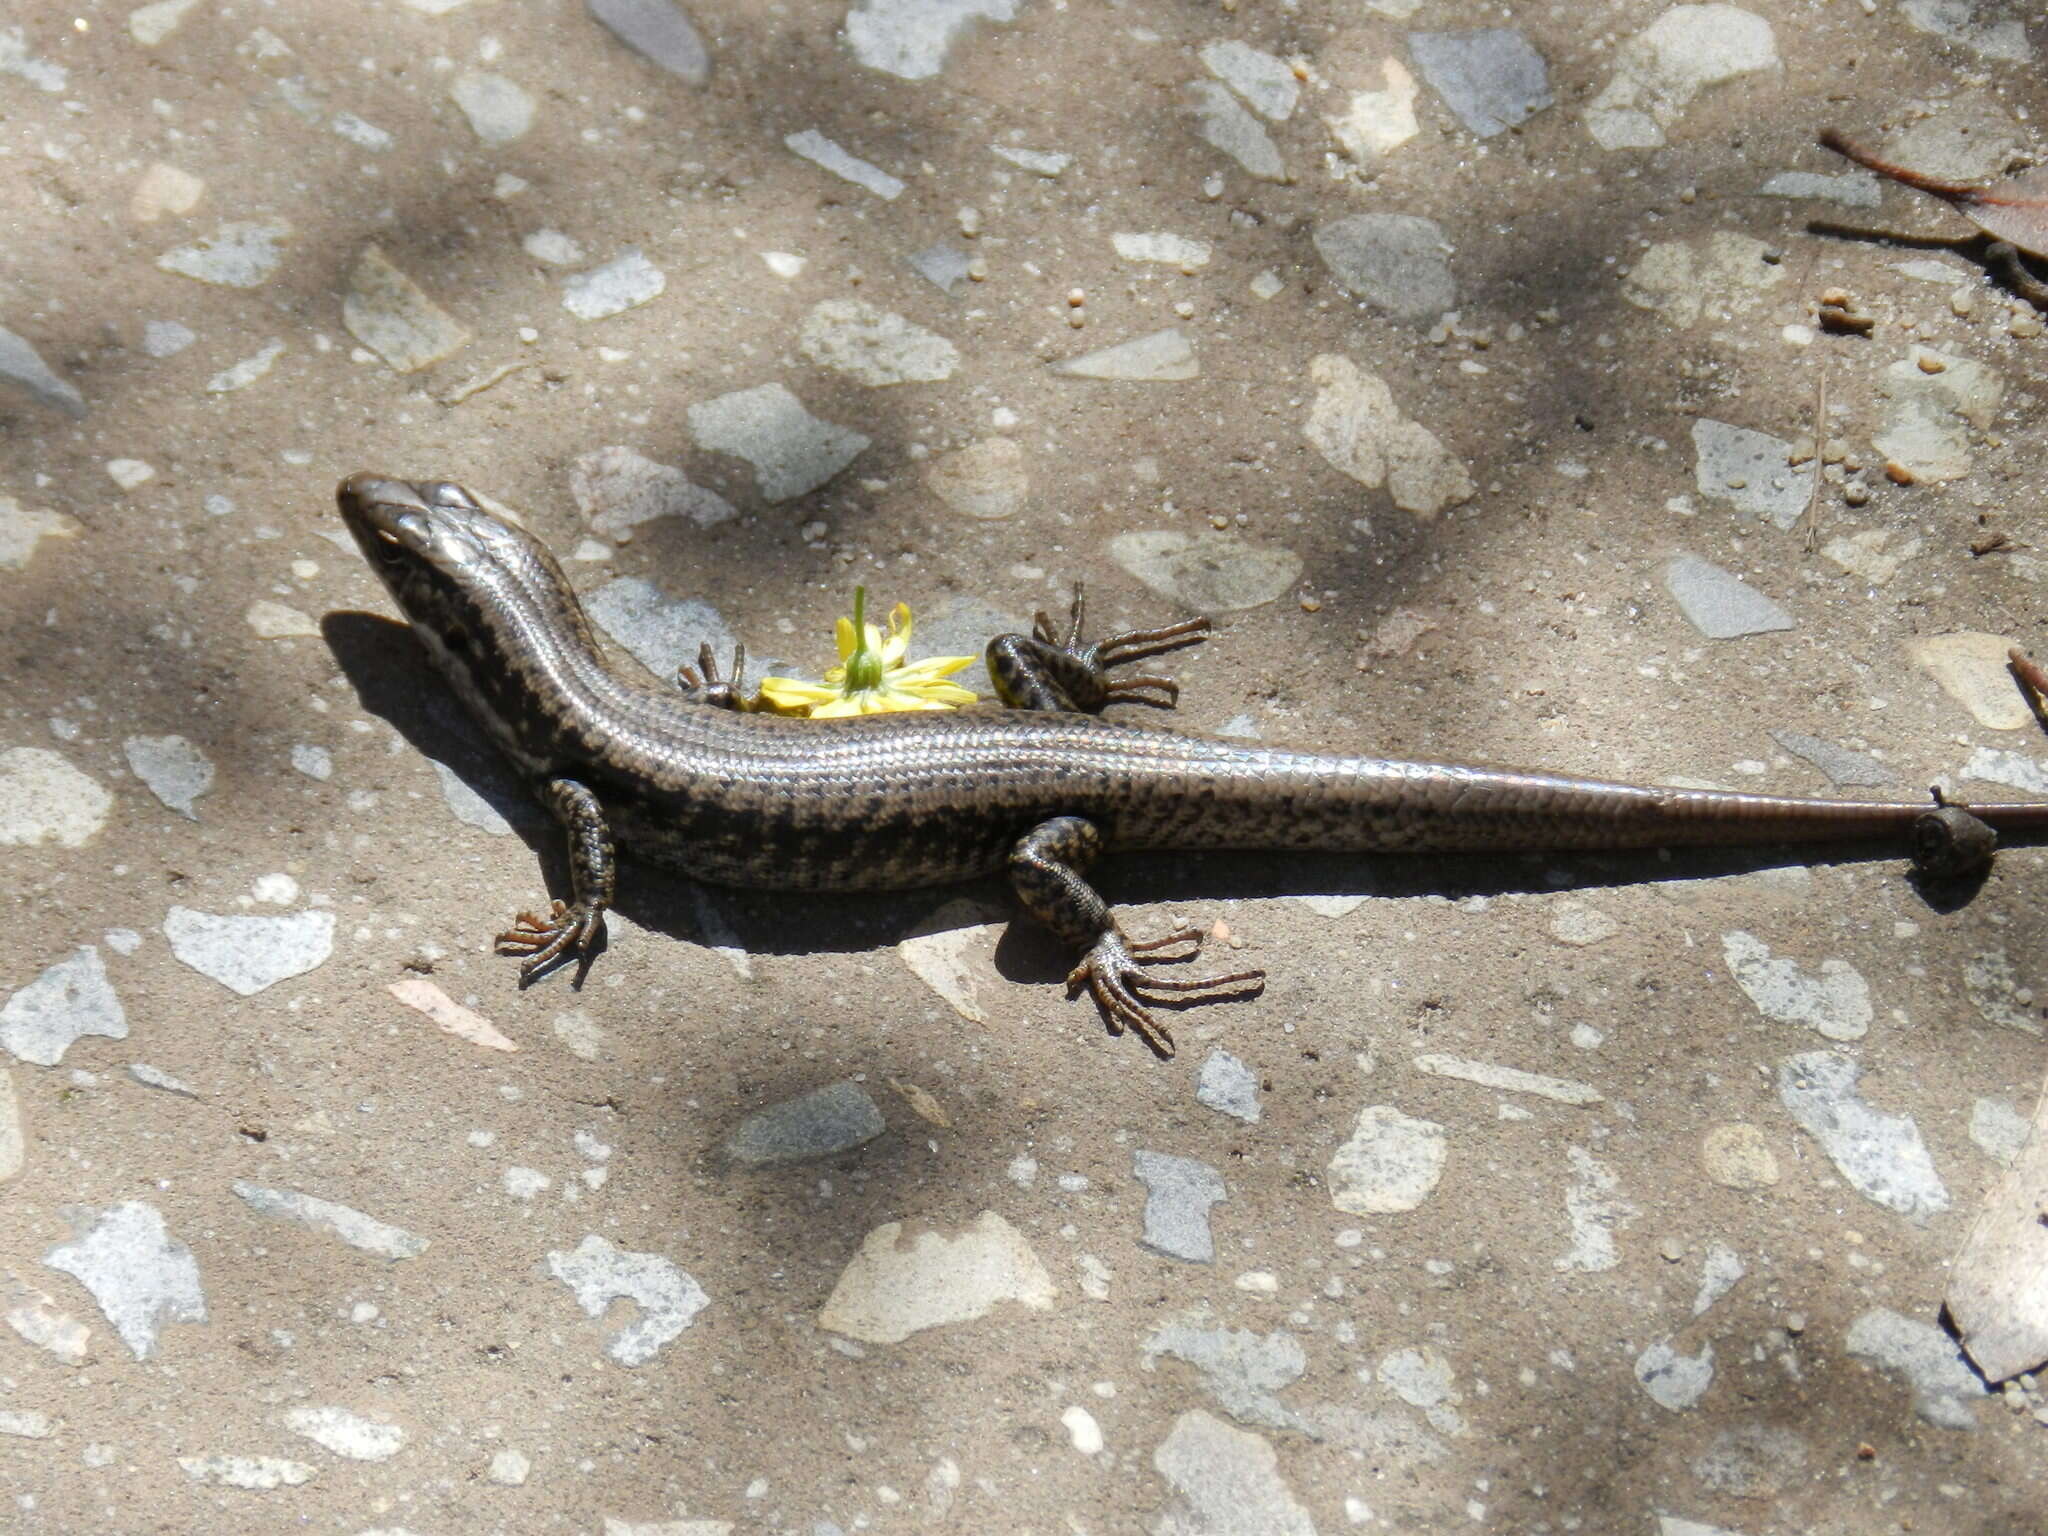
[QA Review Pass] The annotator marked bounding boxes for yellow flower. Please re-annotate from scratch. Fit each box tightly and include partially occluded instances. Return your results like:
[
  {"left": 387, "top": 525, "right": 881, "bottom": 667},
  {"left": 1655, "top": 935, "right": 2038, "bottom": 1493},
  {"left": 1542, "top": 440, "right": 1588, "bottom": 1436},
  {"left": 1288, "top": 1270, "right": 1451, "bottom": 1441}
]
[{"left": 756, "top": 587, "right": 979, "bottom": 717}]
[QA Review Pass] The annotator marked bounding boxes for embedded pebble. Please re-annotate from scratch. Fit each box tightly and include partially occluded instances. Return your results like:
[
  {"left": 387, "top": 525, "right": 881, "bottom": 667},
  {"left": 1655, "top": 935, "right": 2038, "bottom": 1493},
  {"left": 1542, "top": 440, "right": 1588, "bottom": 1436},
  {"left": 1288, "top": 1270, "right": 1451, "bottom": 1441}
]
[
  {"left": 845, "top": 0, "right": 1019, "bottom": 80},
  {"left": 1377, "top": 1346, "right": 1466, "bottom": 1434},
  {"left": 43, "top": 1201, "right": 206, "bottom": 1359},
  {"left": 1969, "top": 1097, "right": 2031, "bottom": 1164},
  {"left": 687, "top": 383, "right": 870, "bottom": 501},
  {"left": 1900, "top": 0, "right": 2031, "bottom": 62},
  {"left": 129, "top": 0, "right": 203, "bottom": 46},
  {"left": 1963, "top": 747, "right": 2048, "bottom": 797},
  {"left": 925, "top": 437, "right": 1027, "bottom": 520},
  {"left": 1584, "top": 3, "right": 1779, "bottom": 151},
  {"left": 818, "top": 1211, "right": 1053, "bottom": 1343},
  {"left": 1313, "top": 215, "right": 1455, "bottom": 325},
  {"left": 1691, "top": 1422, "right": 1806, "bottom": 1496},
  {"left": 451, "top": 71, "right": 534, "bottom": 145},
  {"left": 0, "top": 1408, "right": 53, "bottom": 1439},
  {"left": 343, "top": 245, "right": 472, "bottom": 372},
  {"left": 1906, "top": 631, "right": 2032, "bottom": 730},
  {"left": 4, "top": 1275, "right": 90, "bottom": 1363},
  {"left": 1946, "top": 1079, "right": 2048, "bottom": 1381},
  {"left": 1055, "top": 327, "right": 1198, "bottom": 381},
  {"left": 1112, "top": 232, "right": 1213, "bottom": 269},
  {"left": 1624, "top": 233, "right": 1783, "bottom": 327},
  {"left": 0, "top": 748, "right": 109, "bottom": 847},
  {"left": 571, "top": 446, "right": 735, "bottom": 539},
  {"left": 1327, "top": 1104, "right": 1446, "bottom": 1214},
  {"left": 106, "top": 458, "right": 155, "bottom": 490},
  {"left": 1636, "top": 1339, "right": 1714, "bottom": 1411},
  {"left": 1691, "top": 419, "right": 1813, "bottom": 530},
  {"left": 1823, "top": 529, "right": 1922, "bottom": 589},
  {"left": 246, "top": 599, "right": 319, "bottom": 638},
  {"left": 1662, "top": 555, "right": 1793, "bottom": 639},
  {"left": 1199, "top": 39, "right": 1299, "bottom": 122},
  {"left": 549, "top": 1234, "right": 708, "bottom": 1365},
  {"left": 1061, "top": 1405, "right": 1102, "bottom": 1455},
  {"left": 1325, "top": 58, "right": 1421, "bottom": 164},
  {"left": 992, "top": 144, "right": 1068, "bottom": 176},
  {"left": 563, "top": 250, "right": 667, "bottom": 321},
  {"left": 1109, "top": 530, "right": 1301, "bottom": 612},
  {"left": 123, "top": 734, "right": 213, "bottom": 820},
  {"left": 587, "top": 0, "right": 711, "bottom": 84},
  {"left": 1414, "top": 1053, "right": 1602, "bottom": 1105},
  {"left": 163, "top": 907, "right": 334, "bottom": 996},
  {"left": 1187, "top": 81, "right": 1286, "bottom": 182},
  {"left": 330, "top": 112, "right": 393, "bottom": 152},
  {"left": 1548, "top": 899, "right": 1619, "bottom": 946},
  {"left": 1721, "top": 931, "right": 1870, "bottom": 1041},
  {"left": 232, "top": 1181, "right": 429, "bottom": 1260},
  {"left": 388, "top": 978, "right": 519, "bottom": 1052},
  {"left": 798, "top": 298, "right": 958, "bottom": 385},
  {"left": 0, "top": 25, "right": 67, "bottom": 90},
  {"left": 1141, "top": 1318, "right": 1309, "bottom": 1431},
  {"left": 1693, "top": 1243, "right": 1745, "bottom": 1315},
  {"left": 907, "top": 242, "right": 973, "bottom": 292},
  {"left": 1, "top": 947, "right": 126, "bottom": 1066},
  {"left": 896, "top": 900, "right": 1000, "bottom": 1024},
  {"left": 1962, "top": 951, "right": 2042, "bottom": 1038},
  {"left": 1295, "top": 893, "right": 1365, "bottom": 918},
  {"left": 488, "top": 1447, "right": 532, "bottom": 1484},
  {"left": 1134, "top": 1149, "right": 1226, "bottom": 1263},
  {"left": 524, "top": 228, "right": 585, "bottom": 265},
  {"left": 723, "top": 1080, "right": 885, "bottom": 1165},
  {"left": 284, "top": 1405, "right": 405, "bottom": 1462},
  {"left": 1700, "top": 1124, "right": 1777, "bottom": 1188},
  {"left": 1407, "top": 29, "right": 1552, "bottom": 138},
  {"left": 1196, "top": 1050, "right": 1261, "bottom": 1124},
  {"left": 1758, "top": 169, "right": 1880, "bottom": 207},
  {"left": 1557, "top": 1146, "right": 1634, "bottom": 1273},
  {"left": 156, "top": 218, "right": 292, "bottom": 288},
  {"left": 1305, "top": 354, "right": 1472, "bottom": 517},
  {"left": 785, "top": 129, "right": 905, "bottom": 199},
  {"left": 128, "top": 1062, "right": 198, "bottom": 1098},
  {"left": 0, "top": 1067, "right": 21, "bottom": 1181},
  {"left": 0, "top": 496, "right": 81, "bottom": 569},
  {"left": 1845, "top": 1308, "right": 1986, "bottom": 1429},
  {"left": 178, "top": 1455, "right": 315, "bottom": 1489},
  {"left": 131, "top": 163, "right": 205, "bottom": 224},
  {"left": 1873, "top": 345, "right": 2003, "bottom": 482},
  {"left": 1777, "top": 1052, "right": 1949, "bottom": 1220},
  {"left": 429, "top": 757, "right": 519, "bottom": 835},
  {"left": 205, "top": 339, "right": 286, "bottom": 394},
  {"left": 585, "top": 577, "right": 735, "bottom": 680},
  {"left": 0, "top": 324, "right": 87, "bottom": 417},
  {"left": 1151, "top": 1410, "right": 1316, "bottom": 1536}
]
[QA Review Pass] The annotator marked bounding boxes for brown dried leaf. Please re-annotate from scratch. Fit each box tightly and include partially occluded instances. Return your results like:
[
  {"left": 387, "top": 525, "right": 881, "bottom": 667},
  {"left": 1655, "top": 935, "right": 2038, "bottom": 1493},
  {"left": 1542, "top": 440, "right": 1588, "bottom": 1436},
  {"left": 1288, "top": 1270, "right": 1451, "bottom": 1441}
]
[{"left": 1820, "top": 129, "right": 2048, "bottom": 259}]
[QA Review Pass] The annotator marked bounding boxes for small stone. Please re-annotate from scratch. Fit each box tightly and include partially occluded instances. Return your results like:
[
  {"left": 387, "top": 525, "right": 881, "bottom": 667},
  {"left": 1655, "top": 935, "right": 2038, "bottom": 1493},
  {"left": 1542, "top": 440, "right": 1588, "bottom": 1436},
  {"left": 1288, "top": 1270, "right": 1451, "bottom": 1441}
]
[
  {"left": 0, "top": 748, "right": 110, "bottom": 847},
  {"left": 1548, "top": 899, "right": 1619, "bottom": 946},
  {"left": 907, "top": 242, "right": 973, "bottom": 292},
  {"left": 343, "top": 244, "right": 471, "bottom": 372},
  {"left": 1134, "top": 1149, "right": 1227, "bottom": 1263},
  {"left": 1758, "top": 169, "right": 1880, "bottom": 207},
  {"left": 1112, "top": 232, "right": 1213, "bottom": 269},
  {"left": 584, "top": 577, "right": 735, "bottom": 681},
  {"left": 1056, "top": 328, "right": 1198, "bottom": 381},
  {"left": 1846, "top": 1308, "right": 1986, "bottom": 1429},
  {"left": 1200, "top": 39, "right": 1299, "bottom": 121},
  {"left": 330, "top": 112, "right": 394, "bottom": 151},
  {"left": 1558, "top": 1146, "right": 1636, "bottom": 1272},
  {"left": 1636, "top": 1339, "right": 1714, "bottom": 1411},
  {"left": 1414, "top": 1053, "right": 1602, "bottom": 1104},
  {"left": 1061, "top": 1405, "right": 1103, "bottom": 1455},
  {"left": 1624, "top": 232, "right": 1783, "bottom": 327},
  {"left": 1196, "top": 1050, "right": 1261, "bottom": 1124},
  {"left": 177, "top": 1456, "right": 315, "bottom": 1490},
  {"left": 0, "top": 26, "right": 67, "bottom": 90},
  {"left": 1968, "top": 1097, "right": 2030, "bottom": 1164},
  {"left": 451, "top": 71, "right": 534, "bottom": 145},
  {"left": 571, "top": 446, "right": 735, "bottom": 538},
  {"left": 1770, "top": 729, "right": 1893, "bottom": 788},
  {"left": 1108, "top": 530, "right": 1302, "bottom": 612},
  {"left": 1142, "top": 1318, "right": 1310, "bottom": 1432},
  {"left": 387, "top": 977, "right": 519, "bottom": 1052},
  {"left": 127, "top": 1062, "right": 199, "bottom": 1098},
  {"left": 123, "top": 734, "right": 213, "bottom": 820},
  {"left": 1721, "top": 931, "right": 1870, "bottom": 1041},
  {"left": 785, "top": 129, "right": 905, "bottom": 199},
  {"left": 845, "top": 0, "right": 1019, "bottom": 80},
  {"left": 129, "top": 161, "right": 205, "bottom": 222},
  {"left": 1407, "top": 29, "right": 1552, "bottom": 138},
  {"left": 4, "top": 1275, "right": 90, "bottom": 1363},
  {"left": 687, "top": 383, "right": 869, "bottom": 501},
  {"left": 1962, "top": 950, "right": 2042, "bottom": 1039},
  {"left": 0, "top": 1408, "right": 53, "bottom": 1439},
  {"left": 43, "top": 1201, "right": 206, "bottom": 1360},
  {"left": 129, "top": 0, "right": 203, "bottom": 45},
  {"left": 925, "top": 437, "right": 1027, "bottom": 520},
  {"left": 1778, "top": 1052, "right": 1949, "bottom": 1221},
  {"left": 1663, "top": 555, "right": 1793, "bottom": 639},
  {"left": 1701, "top": 1123, "right": 1779, "bottom": 1188},
  {"left": 232, "top": 1181, "right": 428, "bottom": 1260},
  {"left": 724, "top": 1081, "right": 885, "bottom": 1164},
  {"left": 1907, "top": 631, "right": 2032, "bottom": 730},
  {"left": 1328, "top": 1104, "right": 1446, "bottom": 1214},
  {"left": 1152, "top": 1411, "right": 1316, "bottom": 1536},
  {"left": 1691, "top": 1422, "right": 1806, "bottom": 1497},
  {"left": 818, "top": 1211, "right": 1053, "bottom": 1342},
  {"left": 563, "top": 250, "right": 667, "bottom": 321},
  {"left": 1873, "top": 345, "right": 2003, "bottom": 482},
  {"left": 1314, "top": 214, "right": 1455, "bottom": 324},
  {"left": 1, "top": 947, "right": 126, "bottom": 1066},
  {"left": 523, "top": 228, "right": 584, "bottom": 265},
  {"left": 1249, "top": 270, "right": 1284, "bottom": 301},
  {"left": 587, "top": 0, "right": 711, "bottom": 84},
  {"left": 992, "top": 144, "right": 1068, "bottom": 175},
  {"left": 1304, "top": 354, "right": 1473, "bottom": 517},
  {"left": 205, "top": 339, "right": 287, "bottom": 394},
  {"left": 284, "top": 1405, "right": 405, "bottom": 1462},
  {"left": 1820, "top": 529, "right": 1920, "bottom": 587},
  {"left": 549, "top": 1234, "right": 709, "bottom": 1365},
  {"left": 106, "top": 458, "right": 156, "bottom": 490},
  {"left": 1693, "top": 1243, "right": 1745, "bottom": 1315},
  {"left": 1585, "top": 3, "right": 1779, "bottom": 151},
  {"left": 488, "top": 1447, "right": 532, "bottom": 1485},
  {"left": 163, "top": 907, "right": 334, "bottom": 996},
  {"left": 246, "top": 599, "right": 319, "bottom": 638},
  {"left": 798, "top": 298, "right": 958, "bottom": 385},
  {"left": 1325, "top": 57, "right": 1422, "bottom": 164},
  {"left": 1900, "top": 0, "right": 2030, "bottom": 63},
  {"left": 1691, "top": 419, "right": 1814, "bottom": 530},
  {"left": 1187, "top": 80, "right": 1287, "bottom": 182},
  {"left": 0, "top": 496, "right": 81, "bottom": 570},
  {"left": 156, "top": 218, "right": 291, "bottom": 288}
]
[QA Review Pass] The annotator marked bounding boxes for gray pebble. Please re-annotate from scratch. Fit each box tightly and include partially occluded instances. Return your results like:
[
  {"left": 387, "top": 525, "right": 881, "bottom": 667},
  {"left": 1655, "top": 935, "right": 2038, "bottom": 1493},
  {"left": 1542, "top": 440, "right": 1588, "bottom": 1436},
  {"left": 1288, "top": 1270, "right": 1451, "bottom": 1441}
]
[
  {"left": 1133, "top": 1149, "right": 1226, "bottom": 1263},
  {"left": 0, "top": 323, "right": 86, "bottom": 418},
  {"left": 1846, "top": 1307, "right": 1987, "bottom": 1429},
  {"left": 1777, "top": 1051, "right": 1949, "bottom": 1221},
  {"left": 1407, "top": 29, "right": 1552, "bottom": 137},
  {"left": 1769, "top": 729, "right": 1894, "bottom": 788},
  {"left": 43, "top": 1201, "right": 206, "bottom": 1360},
  {"left": 587, "top": 0, "right": 710, "bottom": 84},
  {"left": 1662, "top": 555, "right": 1793, "bottom": 640},
  {"left": 1, "top": 946, "right": 127, "bottom": 1066},
  {"left": 1196, "top": 1049, "right": 1261, "bottom": 1123},
  {"left": 724, "top": 1081, "right": 886, "bottom": 1165},
  {"left": 1313, "top": 213, "right": 1456, "bottom": 324}
]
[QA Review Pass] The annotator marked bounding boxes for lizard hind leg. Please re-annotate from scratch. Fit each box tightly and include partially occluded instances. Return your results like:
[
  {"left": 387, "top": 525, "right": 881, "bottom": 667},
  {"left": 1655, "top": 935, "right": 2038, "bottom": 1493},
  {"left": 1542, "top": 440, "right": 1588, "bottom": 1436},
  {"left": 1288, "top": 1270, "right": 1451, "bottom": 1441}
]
[
  {"left": 494, "top": 778, "right": 615, "bottom": 981},
  {"left": 988, "top": 580, "right": 1212, "bottom": 714},
  {"left": 1008, "top": 816, "right": 1265, "bottom": 1058}
]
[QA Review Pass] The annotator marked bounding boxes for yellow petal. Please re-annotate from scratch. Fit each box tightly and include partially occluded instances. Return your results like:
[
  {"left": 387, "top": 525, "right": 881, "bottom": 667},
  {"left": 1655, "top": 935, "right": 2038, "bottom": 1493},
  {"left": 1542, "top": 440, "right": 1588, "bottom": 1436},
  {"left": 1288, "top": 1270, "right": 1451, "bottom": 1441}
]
[
  {"left": 834, "top": 615, "right": 858, "bottom": 662},
  {"left": 882, "top": 602, "right": 913, "bottom": 664},
  {"left": 809, "top": 697, "right": 864, "bottom": 718},
  {"left": 757, "top": 676, "right": 839, "bottom": 707}
]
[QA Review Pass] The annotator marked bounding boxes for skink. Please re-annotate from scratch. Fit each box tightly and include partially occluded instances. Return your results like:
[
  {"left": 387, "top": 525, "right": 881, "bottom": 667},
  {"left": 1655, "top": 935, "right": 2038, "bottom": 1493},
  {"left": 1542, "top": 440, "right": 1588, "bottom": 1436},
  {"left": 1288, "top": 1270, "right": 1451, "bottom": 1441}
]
[{"left": 338, "top": 473, "right": 2046, "bottom": 1057}]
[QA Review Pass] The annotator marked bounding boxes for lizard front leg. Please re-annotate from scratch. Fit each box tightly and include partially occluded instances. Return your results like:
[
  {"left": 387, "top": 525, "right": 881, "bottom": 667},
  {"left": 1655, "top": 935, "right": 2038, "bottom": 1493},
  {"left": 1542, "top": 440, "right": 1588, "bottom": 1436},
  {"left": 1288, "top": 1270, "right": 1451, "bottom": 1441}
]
[
  {"left": 1009, "top": 815, "right": 1264, "bottom": 1058},
  {"left": 495, "top": 778, "right": 615, "bottom": 980},
  {"left": 674, "top": 641, "right": 756, "bottom": 711},
  {"left": 986, "top": 581, "right": 1210, "bottom": 713}
]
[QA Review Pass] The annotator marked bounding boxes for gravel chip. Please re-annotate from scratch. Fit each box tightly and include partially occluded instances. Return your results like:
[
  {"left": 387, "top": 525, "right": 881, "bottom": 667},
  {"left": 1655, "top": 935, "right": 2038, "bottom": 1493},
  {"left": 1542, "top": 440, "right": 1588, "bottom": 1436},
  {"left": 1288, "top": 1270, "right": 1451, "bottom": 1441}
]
[
  {"left": 587, "top": 0, "right": 711, "bottom": 83},
  {"left": 785, "top": 129, "right": 905, "bottom": 199},
  {"left": 925, "top": 437, "right": 1027, "bottom": 520},
  {"left": 1585, "top": 3, "right": 1779, "bottom": 151},
  {"left": 571, "top": 446, "right": 735, "bottom": 538},
  {"left": 723, "top": 1080, "right": 886, "bottom": 1164},
  {"left": 1109, "top": 530, "right": 1301, "bottom": 611},
  {"left": 1777, "top": 1052, "right": 1950, "bottom": 1220},
  {"left": 1636, "top": 1339, "right": 1714, "bottom": 1411},
  {"left": 284, "top": 1405, "right": 405, "bottom": 1462},
  {"left": 232, "top": 1180, "right": 429, "bottom": 1260},
  {"left": 817, "top": 1211, "right": 1053, "bottom": 1343},
  {"left": 844, "top": 0, "right": 1019, "bottom": 80},
  {"left": 1142, "top": 1319, "right": 1309, "bottom": 1431},
  {"left": 0, "top": 323, "right": 87, "bottom": 417},
  {"left": 343, "top": 245, "right": 471, "bottom": 372},
  {"left": 1055, "top": 327, "right": 1198, "bottom": 381},
  {"left": 1, "top": 946, "right": 126, "bottom": 1066},
  {"left": 562, "top": 250, "right": 667, "bottom": 320},
  {"left": 156, "top": 218, "right": 291, "bottom": 287},
  {"left": 1133, "top": 1149, "right": 1226, "bottom": 1263},
  {"left": 1313, "top": 214, "right": 1455, "bottom": 324},
  {"left": 1328, "top": 1104, "right": 1446, "bottom": 1214},
  {"left": 1196, "top": 1050, "right": 1261, "bottom": 1123},
  {"left": 1199, "top": 39, "right": 1299, "bottom": 121},
  {"left": 450, "top": 70, "right": 534, "bottom": 145},
  {"left": 43, "top": 1201, "right": 206, "bottom": 1359},
  {"left": 1663, "top": 555, "right": 1793, "bottom": 639},
  {"left": 163, "top": 907, "right": 335, "bottom": 996},
  {"left": 1846, "top": 1307, "right": 1987, "bottom": 1429},
  {"left": 550, "top": 1234, "right": 709, "bottom": 1365},
  {"left": 1721, "top": 930, "right": 1871, "bottom": 1041},
  {"left": 123, "top": 734, "right": 213, "bottom": 820},
  {"left": 0, "top": 498, "right": 81, "bottom": 569},
  {"left": 687, "top": 383, "right": 870, "bottom": 501},
  {"left": 1151, "top": 1410, "right": 1316, "bottom": 1536},
  {"left": 1769, "top": 729, "right": 1894, "bottom": 787},
  {"left": 1691, "top": 419, "right": 1814, "bottom": 530},
  {"left": 1407, "top": 28, "right": 1552, "bottom": 137},
  {"left": 1907, "top": 631, "right": 2032, "bottom": 731},
  {"left": 798, "top": 298, "right": 958, "bottom": 384},
  {"left": 1187, "top": 80, "right": 1286, "bottom": 182}
]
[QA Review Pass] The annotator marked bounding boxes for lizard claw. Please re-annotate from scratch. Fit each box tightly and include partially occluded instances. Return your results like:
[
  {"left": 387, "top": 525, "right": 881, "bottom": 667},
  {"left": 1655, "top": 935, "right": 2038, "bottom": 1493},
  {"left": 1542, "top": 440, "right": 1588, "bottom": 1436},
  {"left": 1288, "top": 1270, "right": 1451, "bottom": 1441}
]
[
  {"left": 1066, "top": 926, "right": 1265, "bottom": 1058},
  {"left": 496, "top": 898, "right": 604, "bottom": 979}
]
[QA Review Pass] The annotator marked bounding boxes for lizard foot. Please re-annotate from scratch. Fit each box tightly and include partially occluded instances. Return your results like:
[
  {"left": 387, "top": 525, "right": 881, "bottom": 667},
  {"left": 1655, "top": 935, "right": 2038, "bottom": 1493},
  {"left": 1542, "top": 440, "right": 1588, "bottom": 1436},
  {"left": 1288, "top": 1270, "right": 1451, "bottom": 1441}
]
[
  {"left": 675, "top": 641, "right": 754, "bottom": 711},
  {"left": 1034, "top": 582, "right": 1210, "bottom": 709},
  {"left": 1066, "top": 925, "right": 1265, "bottom": 1059},
  {"left": 496, "top": 899, "right": 604, "bottom": 980}
]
